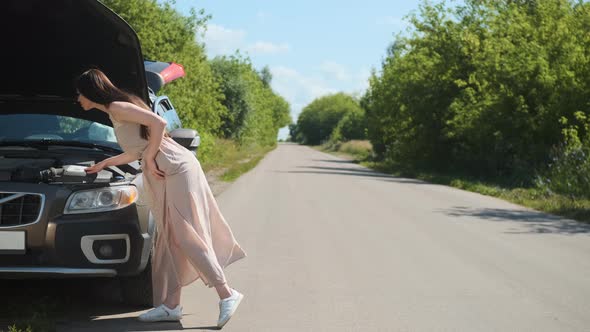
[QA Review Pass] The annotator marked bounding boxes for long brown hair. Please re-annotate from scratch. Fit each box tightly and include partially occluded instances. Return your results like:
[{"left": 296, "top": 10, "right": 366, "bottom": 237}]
[{"left": 75, "top": 68, "right": 169, "bottom": 140}]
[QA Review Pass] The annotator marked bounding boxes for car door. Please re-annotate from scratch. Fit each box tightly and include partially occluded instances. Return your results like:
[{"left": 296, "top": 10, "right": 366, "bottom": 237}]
[{"left": 152, "top": 96, "right": 182, "bottom": 132}]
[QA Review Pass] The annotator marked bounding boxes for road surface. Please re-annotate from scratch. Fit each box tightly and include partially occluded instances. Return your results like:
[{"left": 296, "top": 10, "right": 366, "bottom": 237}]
[{"left": 56, "top": 143, "right": 590, "bottom": 331}]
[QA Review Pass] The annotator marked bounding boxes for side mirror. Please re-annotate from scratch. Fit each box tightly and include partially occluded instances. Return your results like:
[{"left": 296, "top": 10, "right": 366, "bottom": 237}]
[{"left": 169, "top": 128, "right": 200, "bottom": 153}]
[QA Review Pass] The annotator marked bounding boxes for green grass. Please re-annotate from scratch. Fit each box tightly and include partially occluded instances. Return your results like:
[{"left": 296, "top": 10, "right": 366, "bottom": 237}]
[
  {"left": 4, "top": 325, "right": 33, "bottom": 332},
  {"left": 220, "top": 153, "right": 269, "bottom": 182},
  {"left": 406, "top": 170, "right": 590, "bottom": 222},
  {"left": 201, "top": 138, "right": 276, "bottom": 182},
  {"left": 0, "top": 282, "right": 72, "bottom": 332},
  {"left": 315, "top": 140, "right": 373, "bottom": 161},
  {"left": 318, "top": 141, "right": 590, "bottom": 223}
]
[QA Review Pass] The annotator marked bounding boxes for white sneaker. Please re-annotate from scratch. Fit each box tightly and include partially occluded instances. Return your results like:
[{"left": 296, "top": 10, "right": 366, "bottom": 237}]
[
  {"left": 217, "top": 289, "right": 244, "bottom": 328},
  {"left": 137, "top": 304, "right": 183, "bottom": 322}
]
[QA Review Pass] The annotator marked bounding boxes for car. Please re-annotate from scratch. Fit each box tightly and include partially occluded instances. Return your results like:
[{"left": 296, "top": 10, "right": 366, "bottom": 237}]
[
  {"left": 145, "top": 60, "right": 201, "bottom": 155},
  {"left": 0, "top": 0, "right": 200, "bottom": 306}
]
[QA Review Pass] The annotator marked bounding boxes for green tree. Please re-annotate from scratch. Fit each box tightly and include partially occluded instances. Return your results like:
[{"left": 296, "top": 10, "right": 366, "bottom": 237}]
[
  {"left": 258, "top": 66, "right": 273, "bottom": 88},
  {"left": 100, "top": 0, "right": 291, "bottom": 160},
  {"left": 210, "top": 54, "right": 291, "bottom": 146},
  {"left": 295, "top": 93, "right": 363, "bottom": 145},
  {"left": 330, "top": 105, "right": 367, "bottom": 142},
  {"left": 210, "top": 55, "right": 252, "bottom": 139},
  {"left": 100, "top": 0, "right": 226, "bottom": 136},
  {"left": 363, "top": 0, "right": 590, "bottom": 180}
]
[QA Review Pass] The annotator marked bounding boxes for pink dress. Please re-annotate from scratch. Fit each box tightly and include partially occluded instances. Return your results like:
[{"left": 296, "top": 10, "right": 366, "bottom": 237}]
[{"left": 109, "top": 113, "right": 246, "bottom": 306}]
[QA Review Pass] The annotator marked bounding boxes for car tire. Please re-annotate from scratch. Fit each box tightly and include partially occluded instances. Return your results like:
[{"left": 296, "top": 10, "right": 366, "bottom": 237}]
[{"left": 120, "top": 254, "right": 154, "bottom": 307}]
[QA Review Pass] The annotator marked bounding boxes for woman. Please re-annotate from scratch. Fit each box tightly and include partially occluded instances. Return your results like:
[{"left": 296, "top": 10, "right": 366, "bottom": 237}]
[{"left": 77, "top": 69, "right": 246, "bottom": 327}]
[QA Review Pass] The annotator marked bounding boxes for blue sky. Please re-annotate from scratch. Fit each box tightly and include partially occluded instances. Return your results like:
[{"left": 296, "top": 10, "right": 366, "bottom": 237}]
[{"left": 173, "top": 0, "right": 422, "bottom": 139}]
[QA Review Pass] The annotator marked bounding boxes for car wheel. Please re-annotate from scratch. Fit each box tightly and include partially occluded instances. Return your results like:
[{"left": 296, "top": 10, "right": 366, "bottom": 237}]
[{"left": 120, "top": 253, "right": 154, "bottom": 307}]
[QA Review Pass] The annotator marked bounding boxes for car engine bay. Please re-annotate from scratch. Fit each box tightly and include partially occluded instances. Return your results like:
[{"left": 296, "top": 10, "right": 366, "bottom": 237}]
[{"left": 0, "top": 153, "right": 139, "bottom": 184}]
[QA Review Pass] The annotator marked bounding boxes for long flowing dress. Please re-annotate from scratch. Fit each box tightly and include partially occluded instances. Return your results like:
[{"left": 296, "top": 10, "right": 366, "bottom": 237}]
[{"left": 109, "top": 113, "right": 246, "bottom": 307}]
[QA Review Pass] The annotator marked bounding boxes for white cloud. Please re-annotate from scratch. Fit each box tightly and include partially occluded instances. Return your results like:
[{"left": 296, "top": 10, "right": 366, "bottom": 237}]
[
  {"left": 354, "top": 66, "right": 372, "bottom": 94},
  {"left": 202, "top": 24, "right": 289, "bottom": 57},
  {"left": 270, "top": 65, "right": 337, "bottom": 130},
  {"left": 203, "top": 24, "right": 247, "bottom": 56},
  {"left": 270, "top": 65, "right": 372, "bottom": 140},
  {"left": 247, "top": 41, "right": 290, "bottom": 55},
  {"left": 271, "top": 66, "right": 337, "bottom": 104},
  {"left": 319, "top": 61, "right": 351, "bottom": 82}
]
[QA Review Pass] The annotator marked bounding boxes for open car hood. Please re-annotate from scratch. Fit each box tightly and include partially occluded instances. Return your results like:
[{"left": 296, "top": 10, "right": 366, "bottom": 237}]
[{"left": 0, "top": 0, "right": 148, "bottom": 126}]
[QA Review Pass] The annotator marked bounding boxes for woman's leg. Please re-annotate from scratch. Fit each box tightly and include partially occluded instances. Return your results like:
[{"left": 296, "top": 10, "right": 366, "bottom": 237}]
[
  {"left": 162, "top": 282, "right": 231, "bottom": 309},
  {"left": 215, "top": 282, "right": 233, "bottom": 299},
  {"left": 163, "top": 287, "right": 182, "bottom": 308}
]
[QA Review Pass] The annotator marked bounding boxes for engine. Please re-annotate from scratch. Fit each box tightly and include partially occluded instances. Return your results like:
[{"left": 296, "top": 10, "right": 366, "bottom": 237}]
[
  {"left": 0, "top": 157, "right": 125, "bottom": 184},
  {"left": 16, "top": 165, "right": 113, "bottom": 183}
]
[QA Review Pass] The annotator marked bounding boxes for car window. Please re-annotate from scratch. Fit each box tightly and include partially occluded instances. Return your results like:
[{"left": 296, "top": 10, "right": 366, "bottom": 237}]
[
  {"left": 0, "top": 114, "right": 120, "bottom": 149},
  {"left": 155, "top": 103, "right": 166, "bottom": 117},
  {"left": 156, "top": 99, "right": 182, "bottom": 131},
  {"left": 162, "top": 100, "right": 173, "bottom": 110}
]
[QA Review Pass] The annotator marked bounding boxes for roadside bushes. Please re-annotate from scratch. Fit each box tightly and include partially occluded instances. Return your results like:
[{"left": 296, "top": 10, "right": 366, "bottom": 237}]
[
  {"left": 210, "top": 55, "right": 291, "bottom": 147},
  {"left": 293, "top": 93, "right": 366, "bottom": 145},
  {"left": 100, "top": 0, "right": 291, "bottom": 160},
  {"left": 362, "top": 0, "right": 590, "bottom": 181},
  {"left": 290, "top": 0, "right": 590, "bottom": 200},
  {"left": 100, "top": 0, "right": 226, "bottom": 137},
  {"left": 538, "top": 112, "right": 590, "bottom": 198}
]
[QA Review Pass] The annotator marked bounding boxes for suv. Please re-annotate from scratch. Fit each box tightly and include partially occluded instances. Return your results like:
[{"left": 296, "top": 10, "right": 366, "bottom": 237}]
[
  {"left": 145, "top": 60, "right": 201, "bottom": 154},
  {"left": 0, "top": 0, "right": 200, "bottom": 306}
]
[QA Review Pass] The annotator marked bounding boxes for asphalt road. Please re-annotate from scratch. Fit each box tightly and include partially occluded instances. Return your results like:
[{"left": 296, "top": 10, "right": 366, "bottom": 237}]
[{"left": 31, "top": 143, "right": 590, "bottom": 331}]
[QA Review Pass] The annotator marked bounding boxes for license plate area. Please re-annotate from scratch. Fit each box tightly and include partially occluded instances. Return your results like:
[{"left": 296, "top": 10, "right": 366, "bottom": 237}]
[{"left": 0, "top": 231, "right": 26, "bottom": 254}]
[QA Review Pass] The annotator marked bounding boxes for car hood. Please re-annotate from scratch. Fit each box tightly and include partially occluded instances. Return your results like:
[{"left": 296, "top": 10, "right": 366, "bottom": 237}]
[{"left": 0, "top": 0, "right": 148, "bottom": 126}]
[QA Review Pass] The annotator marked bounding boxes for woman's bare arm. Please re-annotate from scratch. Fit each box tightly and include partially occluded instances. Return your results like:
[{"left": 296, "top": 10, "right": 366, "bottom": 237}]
[
  {"left": 85, "top": 151, "right": 139, "bottom": 174},
  {"left": 108, "top": 101, "right": 167, "bottom": 160},
  {"left": 101, "top": 151, "right": 141, "bottom": 166}
]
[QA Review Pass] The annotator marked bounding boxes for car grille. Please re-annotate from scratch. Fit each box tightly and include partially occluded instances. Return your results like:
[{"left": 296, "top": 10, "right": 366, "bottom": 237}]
[{"left": 0, "top": 192, "right": 44, "bottom": 227}]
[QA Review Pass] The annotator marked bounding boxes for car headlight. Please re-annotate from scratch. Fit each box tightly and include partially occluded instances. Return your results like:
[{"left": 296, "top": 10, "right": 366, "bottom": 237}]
[{"left": 64, "top": 186, "right": 138, "bottom": 214}]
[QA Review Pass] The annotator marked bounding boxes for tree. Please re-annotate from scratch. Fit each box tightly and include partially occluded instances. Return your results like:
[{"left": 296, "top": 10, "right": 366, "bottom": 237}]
[
  {"left": 363, "top": 0, "right": 590, "bottom": 178},
  {"left": 258, "top": 66, "right": 272, "bottom": 88},
  {"left": 210, "top": 54, "right": 291, "bottom": 146},
  {"left": 295, "top": 93, "right": 363, "bottom": 145},
  {"left": 100, "top": 0, "right": 291, "bottom": 152},
  {"left": 100, "top": 0, "right": 226, "bottom": 136}
]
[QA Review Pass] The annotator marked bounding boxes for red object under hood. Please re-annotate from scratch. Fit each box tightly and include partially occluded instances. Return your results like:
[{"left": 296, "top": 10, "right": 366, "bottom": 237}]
[
  {"left": 144, "top": 61, "right": 185, "bottom": 93},
  {"left": 161, "top": 62, "right": 185, "bottom": 83}
]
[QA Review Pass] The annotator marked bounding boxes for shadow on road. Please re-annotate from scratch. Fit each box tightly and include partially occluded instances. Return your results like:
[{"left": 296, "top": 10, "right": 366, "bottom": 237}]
[
  {"left": 278, "top": 165, "right": 428, "bottom": 185},
  {"left": 298, "top": 166, "right": 378, "bottom": 174},
  {"left": 311, "top": 159, "right": 359, "bottom": 164},
  {"left": 436, "top": 206, "right": 590, "bottom": 234},
  {"left": 0, "top": 278, "right": 219, "bottom": 331},
  {"left": 283, "top": 169, "right": 394, "bottom": 179},
  {"left": 58, "top": 318, "right": 218, "bottom": 332}
]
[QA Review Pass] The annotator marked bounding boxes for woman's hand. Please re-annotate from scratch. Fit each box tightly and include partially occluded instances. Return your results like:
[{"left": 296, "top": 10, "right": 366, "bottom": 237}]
[
  {"left": 85, "top": 161, "right": 107, "bottom": 174},
  {"left": 143, "top": 157, "right": 165, "bottom": 180}
]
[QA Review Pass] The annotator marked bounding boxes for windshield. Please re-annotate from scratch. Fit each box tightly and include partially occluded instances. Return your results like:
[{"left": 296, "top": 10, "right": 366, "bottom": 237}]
[{"left": 0, "top": 114, "right": 120, "bottom": 150}]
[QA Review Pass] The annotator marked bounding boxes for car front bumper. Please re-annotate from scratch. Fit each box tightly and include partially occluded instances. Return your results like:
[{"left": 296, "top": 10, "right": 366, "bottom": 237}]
[
  {"left": 0, "top": 267, "right": 117, "bottom": 277},
  {"left": 0, "top": 183, "right": 153, "bottom": 278}
]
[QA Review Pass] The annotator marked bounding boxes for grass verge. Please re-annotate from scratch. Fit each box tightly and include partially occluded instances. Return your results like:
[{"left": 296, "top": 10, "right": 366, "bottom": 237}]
[
  {"left": 201, "top": 138, "right": 275, "bottom": 182},
  {"left": 0, "top": 299, "right": 54, "bottom": 332},
  {"left": 318, "top": 141, "right": 590, "bottom": 223},
  {"left": 314, "top": 140, "right": 372, "bottom": 161},
  {"left": 0, "top": 279, "right": 85, "bottom": 332}
]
